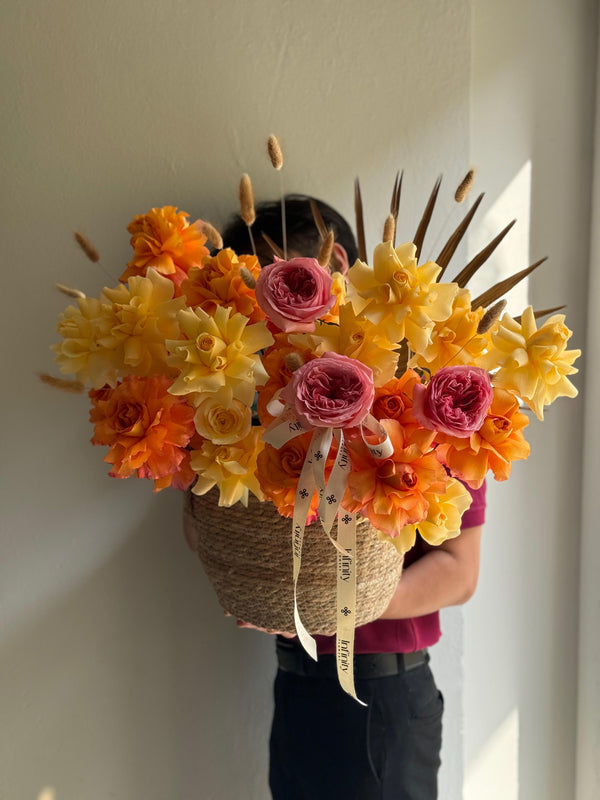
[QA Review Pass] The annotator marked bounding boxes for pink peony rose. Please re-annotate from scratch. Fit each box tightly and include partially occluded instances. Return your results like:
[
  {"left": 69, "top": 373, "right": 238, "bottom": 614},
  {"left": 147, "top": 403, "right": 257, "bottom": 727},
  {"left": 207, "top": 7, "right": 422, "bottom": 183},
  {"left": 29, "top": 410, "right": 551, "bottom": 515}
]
[
  {"left": 254, "top": 257, "right": 335, "bottom": 333},
  {"left": 283, "top": 351, "right": 374, "bottom": 428},
  {"left": 412, "top": 365, "right": 493, "bottom": 438}
]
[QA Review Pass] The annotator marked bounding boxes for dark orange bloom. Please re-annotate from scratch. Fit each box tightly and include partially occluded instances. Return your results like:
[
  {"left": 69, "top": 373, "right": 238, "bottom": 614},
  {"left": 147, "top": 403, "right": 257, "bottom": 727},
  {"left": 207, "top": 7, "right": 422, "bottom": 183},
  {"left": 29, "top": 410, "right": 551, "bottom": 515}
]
[
  {"left": 119, "top": 206, "right": 209, "bottom": 293},
  {"left": 89, "top": 375, "right": 196, "bottom": 492},
  {"left": 372, "top": 369, "right": 422, "bottom": 432},
  {"left": 434, "top": 388, "right": 530, "bottom": 488},
  {"left": 181, "top": 248, "right": 265, "bottom": 323},
  {"left": 256, "top": 432, "right": 336, "bottom": 520},
  {"left": 256, "top": 334, "right": 315, "bottom": 426},
  {"left": 342, "top": 419, "right": 447, "bottom": 536}
]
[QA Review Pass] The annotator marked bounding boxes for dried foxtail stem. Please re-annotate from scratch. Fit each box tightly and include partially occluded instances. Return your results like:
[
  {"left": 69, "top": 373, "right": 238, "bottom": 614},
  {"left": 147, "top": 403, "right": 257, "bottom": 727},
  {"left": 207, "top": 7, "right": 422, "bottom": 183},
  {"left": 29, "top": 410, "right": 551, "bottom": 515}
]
[
  {"left": 383, "top": 214, "right": 396, "bottom": 244},
  {"left": 203, "top": 221, "right": 223, "bottom": 250},
  {"left": 477, "top": 299, "right": 507, "bottom": 334},
  {"left": 74, "top": 231, "right": 100, "bottom": 263},
  {"left": 514, "top": 305, "right": 566, "bottom": 324},
  {"left": 452, "top": 219, "right": 517, "bottom": 288},
  {"left": 470, "top": 256, "right": 547, "bottom": 309},
  {"left": 56, "top": 283, "right": 86, "bottom": 300},
  {"left": 354, "top": 178, "right": 367, "bottom": 263},
  {"left": 38, "top": 373, "right": 85, "bottom": 394},
  {"left": 436, "top": 193, "right": 485, "bottom": 278},
  {"left": 455, "top": 168, "right": 476, "bottom": 203},
  {"left": 285, "top": 352, "right": 305, "bottom": 372},
  {"left": 261, "top": 232, "right": 285, "bottom": 260},
  {"left": 267, "top": 135, "right": 283, "bottom": 170},
  {"left": 318, "top": 230, "right": 335, "bottom": 267},
  {"left": 414, "top": 176, "right": 442, "bottom": 262},
  {"left": 239, "top": 266, "right": 256, "bottom": 289}
]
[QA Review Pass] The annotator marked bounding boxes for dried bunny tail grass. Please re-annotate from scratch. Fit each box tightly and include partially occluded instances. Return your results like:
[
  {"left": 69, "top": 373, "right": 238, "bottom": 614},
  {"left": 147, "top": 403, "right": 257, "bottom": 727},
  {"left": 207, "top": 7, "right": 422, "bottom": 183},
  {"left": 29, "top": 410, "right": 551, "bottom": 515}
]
[
  {"left": 477, "top": 299, "right": 507, "bottom": 334},
  {"left": 318, "top": 230, "right": 335, "bottom": 267},
  {"left": 240, "top": 266, "right": 256, "bottom": 289},
  {"left": 239, "top": 174, "right": 256, "bottom": 227},
  {"left": 38, "top": 373, "right": 85, "bottom": 394},
  {"left": 203, "top": 221, "right": 223, "bottom": 250},
  {"left": 267, "top": 135, "right": 284, "bottom": 170},
  {"left": 383, "top": 214, "right": 396, "bottom": 244},
  {"left": 284, "top": 352, "right": 305, "bottom": 372},
  {"left": 56, "top": 283, "right": 86, "bottom": 299},
  {"left": 74, "top": 231, "right": 100, "bottom": 263},
  {"left": 455, "top": 168, "right": 476, "bottom": 203}
]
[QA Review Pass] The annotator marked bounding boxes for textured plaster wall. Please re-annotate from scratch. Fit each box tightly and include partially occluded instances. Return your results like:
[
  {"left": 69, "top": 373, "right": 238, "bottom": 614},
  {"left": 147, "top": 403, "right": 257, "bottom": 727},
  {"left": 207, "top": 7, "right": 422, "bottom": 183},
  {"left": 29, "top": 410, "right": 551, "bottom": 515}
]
[{"left": 1, "top": 2, "right": 471, "bottom": 799}]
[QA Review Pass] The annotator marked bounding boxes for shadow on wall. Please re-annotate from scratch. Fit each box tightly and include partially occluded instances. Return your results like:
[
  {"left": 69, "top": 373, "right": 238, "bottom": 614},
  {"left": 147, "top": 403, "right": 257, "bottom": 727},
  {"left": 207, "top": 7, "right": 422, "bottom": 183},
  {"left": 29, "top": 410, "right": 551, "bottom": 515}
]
[{"left": 0, "top": 495, "right": 275, "bottom": 800}]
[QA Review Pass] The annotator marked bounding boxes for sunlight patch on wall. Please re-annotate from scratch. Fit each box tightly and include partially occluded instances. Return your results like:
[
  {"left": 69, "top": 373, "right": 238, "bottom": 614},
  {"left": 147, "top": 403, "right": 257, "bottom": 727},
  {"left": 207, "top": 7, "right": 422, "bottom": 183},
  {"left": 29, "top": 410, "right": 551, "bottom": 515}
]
[
  {"left": 467, "top": 161, "right": 532, "bottom": 316},
  {"left": 464, "top": 707, "right": 519, "bottom": 800}
]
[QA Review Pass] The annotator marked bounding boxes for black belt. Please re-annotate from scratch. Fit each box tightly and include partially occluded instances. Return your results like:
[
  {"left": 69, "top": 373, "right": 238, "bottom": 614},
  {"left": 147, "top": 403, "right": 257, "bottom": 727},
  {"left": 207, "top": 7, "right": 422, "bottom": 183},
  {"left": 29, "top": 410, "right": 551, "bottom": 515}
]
[{"left": 276, "top": 639, "right": 428, "bottom": 680}]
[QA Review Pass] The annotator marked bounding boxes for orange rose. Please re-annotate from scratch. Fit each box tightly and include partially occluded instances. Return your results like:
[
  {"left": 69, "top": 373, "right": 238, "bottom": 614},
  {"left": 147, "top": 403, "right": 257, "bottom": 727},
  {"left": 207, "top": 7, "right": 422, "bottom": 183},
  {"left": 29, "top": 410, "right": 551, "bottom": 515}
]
[
  {"left": 256, "top": 335, "right": 315, "bottom": 425},
  {"left": 89, "top": 375, "right": 196, "bottom": 492},
  {"left": 435, "top": 388, "right": 530, "bottom": 488},
  {"left": 181, "top": 248, "right": 265, "bottom": 323},
  {"left": 256, "top": 432, "right": 336, "bottom": 520},
  {"left": 119, "top": 206, "right": 209, "bottom": 293},
  {"left": 372, "top": 369, "right": 422, "bottom": 432}
]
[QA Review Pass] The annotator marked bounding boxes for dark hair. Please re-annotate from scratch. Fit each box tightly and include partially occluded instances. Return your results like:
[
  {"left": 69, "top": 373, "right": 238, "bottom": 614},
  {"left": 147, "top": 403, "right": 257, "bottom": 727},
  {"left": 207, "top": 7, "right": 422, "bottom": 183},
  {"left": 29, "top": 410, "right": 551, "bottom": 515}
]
[{"left": 221, "top": 193, "right": 358, "bottom": 266}]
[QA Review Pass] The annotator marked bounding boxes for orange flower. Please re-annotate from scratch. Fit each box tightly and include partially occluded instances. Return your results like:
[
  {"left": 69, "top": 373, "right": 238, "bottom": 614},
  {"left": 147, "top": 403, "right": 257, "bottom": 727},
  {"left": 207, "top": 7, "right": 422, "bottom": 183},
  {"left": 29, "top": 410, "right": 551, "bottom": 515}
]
[
  {"left": 256, "top": 432, "right": 336, "bottom": 520},
  {"left": 181, "top": 248, "right": 265, "bottom": 323},
  {"left": 434, "top": 388, "right": 530, "bottom": 488},
  {"left": 372, "top": 370, "right": 422, "bottom": 432},
  {"left": 342, "top": 419, "right": 447, "bottom": 536},
  {"left": 256, "top": 334, "right": 315, "bottom": 425},
  {"left": 119, "top": 206, "right": 209, "bottom": 292},
  {"left": 89, "top": 375, "right": 196, "bottom": 492}
]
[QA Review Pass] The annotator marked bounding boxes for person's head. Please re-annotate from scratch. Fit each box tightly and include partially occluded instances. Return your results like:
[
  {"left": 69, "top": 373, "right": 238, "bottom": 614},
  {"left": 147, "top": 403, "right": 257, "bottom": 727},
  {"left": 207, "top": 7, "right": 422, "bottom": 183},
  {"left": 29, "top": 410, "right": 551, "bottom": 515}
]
[{"left": 221, "top": 193, "right": 357, "bottom": 271}]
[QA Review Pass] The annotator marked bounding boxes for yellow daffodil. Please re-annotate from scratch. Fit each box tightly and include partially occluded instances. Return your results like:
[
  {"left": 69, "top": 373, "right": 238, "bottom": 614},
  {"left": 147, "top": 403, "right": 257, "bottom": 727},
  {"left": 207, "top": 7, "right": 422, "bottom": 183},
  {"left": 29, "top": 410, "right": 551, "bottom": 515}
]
[
  {"left": 102, "top": 268, "right": 186, "bottom": 378},
  {"left": 53, "top": 268, "right": 184, "bottom": 388},
  {"left": 289, "top": 304, "right": 399, "bottom": 387},
  {"left": 346, "top": 241, "right": 458, "bottom": 354},
  {"left": 409, "top": 289, "right": 489, "bottom": 373},
  {"left": 378, "top": 478, "right": 473, "bottom": 553},
  {"left": 481, "top": 307, "right": 580, "bottom": 419},
  {"left": 190, "top": 427, "right": 264, "bottom": 507},
  {"left": 166, "top": 304, "right": 273, "bottom": 405},
  {"left": 53, "top": 295, "right": 122, "bottom": 388}
]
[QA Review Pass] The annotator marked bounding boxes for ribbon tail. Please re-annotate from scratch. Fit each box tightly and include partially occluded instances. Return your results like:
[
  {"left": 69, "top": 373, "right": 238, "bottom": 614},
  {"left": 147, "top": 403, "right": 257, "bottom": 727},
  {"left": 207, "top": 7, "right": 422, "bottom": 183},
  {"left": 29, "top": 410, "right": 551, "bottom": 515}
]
[{"left": 336, "top": 509, "right": 365, "bottom": 705}]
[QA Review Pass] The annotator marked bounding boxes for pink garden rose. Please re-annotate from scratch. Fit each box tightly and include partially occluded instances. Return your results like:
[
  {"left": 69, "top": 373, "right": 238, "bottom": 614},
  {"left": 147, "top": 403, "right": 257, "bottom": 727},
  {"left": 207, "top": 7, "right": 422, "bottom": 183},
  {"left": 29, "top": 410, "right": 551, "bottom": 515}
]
[
  {"left": 412, "top": 365, "right": 493, "bottom": 438},
  {"left": 254, "top": 257, "right": 335, "bottom": 333},
  {"left": 283, "top": 351, "right": 374, "bottom": 428}
]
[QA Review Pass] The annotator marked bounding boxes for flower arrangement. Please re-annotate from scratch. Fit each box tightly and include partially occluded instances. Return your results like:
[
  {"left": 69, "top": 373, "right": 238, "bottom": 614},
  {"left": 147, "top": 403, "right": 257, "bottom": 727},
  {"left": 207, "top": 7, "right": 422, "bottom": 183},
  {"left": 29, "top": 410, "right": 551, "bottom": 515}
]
[{"left": 45, "top": 137, "right": 581, "bottom": 698}]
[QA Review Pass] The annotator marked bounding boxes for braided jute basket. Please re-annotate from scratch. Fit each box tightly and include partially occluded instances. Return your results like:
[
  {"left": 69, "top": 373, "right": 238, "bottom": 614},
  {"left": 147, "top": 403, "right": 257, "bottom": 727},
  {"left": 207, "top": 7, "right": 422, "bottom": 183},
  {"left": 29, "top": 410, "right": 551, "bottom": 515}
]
[{"left": 183, "top": 489, "right": 404, "bottom": 636}]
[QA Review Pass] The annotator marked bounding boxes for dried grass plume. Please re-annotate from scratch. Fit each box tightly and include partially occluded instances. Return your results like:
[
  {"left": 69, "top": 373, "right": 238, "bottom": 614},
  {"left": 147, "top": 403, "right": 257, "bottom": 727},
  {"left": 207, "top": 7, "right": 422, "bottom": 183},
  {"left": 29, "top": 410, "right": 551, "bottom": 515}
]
[
  {"left": 74, "top": 232, "right": 100, "bottom": 263},
  {"left": 267, "top": 135, "right": 283, "bottom": 170}
]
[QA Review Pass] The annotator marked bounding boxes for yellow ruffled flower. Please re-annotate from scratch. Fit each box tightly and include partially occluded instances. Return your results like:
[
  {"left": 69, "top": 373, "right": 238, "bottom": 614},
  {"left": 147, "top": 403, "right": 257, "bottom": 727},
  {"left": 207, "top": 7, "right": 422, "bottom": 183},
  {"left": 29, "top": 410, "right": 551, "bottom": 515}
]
[
  {"left": 190, "top": 427, "right": 264, "bottom": 507},
  {"left": 289, "top": 304, "right": 399, "bottom": 387},
  {"left": 378, "top": 478, "right": 473, "bottom": 553},
  {"left": 193, "top": 386, "right": 252, "bottom": 444},
  {"left": 53, "top": 268, "right": 184, "bottom": 388},
  {"left": 53, "top": 295, "right": 122, "bottom": 388},
  {"left": 409, "top": 289, "right": 489, "bottom": 373},
  {"left": 166, "top": 305, "right": 273, "bottom": 405},
  {"left": 346, "top": 241, "right": 458, "bottom": 354},
  {"left": 481, "top": 306, "right": 581, "bottom": 419},
  {"left": 321, "top": 271, "right": 347, "bottom": 324},
  {"left": 102, "top": 268, "right": 186, "bottom": 379}
]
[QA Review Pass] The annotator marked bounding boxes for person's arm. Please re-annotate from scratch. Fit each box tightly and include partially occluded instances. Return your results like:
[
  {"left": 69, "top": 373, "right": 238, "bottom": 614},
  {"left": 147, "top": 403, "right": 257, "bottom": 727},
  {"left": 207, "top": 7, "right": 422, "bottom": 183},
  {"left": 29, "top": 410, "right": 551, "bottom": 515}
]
[{"left": 378, "top": 525, "right": 482, "bottom": 619}]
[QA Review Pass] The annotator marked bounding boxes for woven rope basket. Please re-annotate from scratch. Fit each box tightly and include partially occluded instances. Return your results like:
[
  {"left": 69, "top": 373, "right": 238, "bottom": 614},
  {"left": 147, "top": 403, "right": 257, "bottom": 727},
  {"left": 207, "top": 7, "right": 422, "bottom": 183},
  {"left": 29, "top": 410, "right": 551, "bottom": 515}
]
[{"left": 183, "top": 489, "right": 404, "bottom": 636}]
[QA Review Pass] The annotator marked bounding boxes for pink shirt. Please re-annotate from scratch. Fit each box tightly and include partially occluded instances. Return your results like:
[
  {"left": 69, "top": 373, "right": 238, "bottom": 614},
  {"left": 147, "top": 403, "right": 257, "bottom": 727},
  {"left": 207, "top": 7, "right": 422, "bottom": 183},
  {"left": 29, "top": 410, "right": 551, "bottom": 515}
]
[{"left": 314, "top": 481, "right": 487, "bottom": 655}]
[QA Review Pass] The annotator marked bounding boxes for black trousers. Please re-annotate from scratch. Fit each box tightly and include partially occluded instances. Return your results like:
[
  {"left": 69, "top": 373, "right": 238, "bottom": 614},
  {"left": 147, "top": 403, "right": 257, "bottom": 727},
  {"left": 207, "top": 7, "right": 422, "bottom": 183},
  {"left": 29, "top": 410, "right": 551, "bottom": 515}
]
[{"left": 269, "top": 657, "right": 443, "bottom": 800}]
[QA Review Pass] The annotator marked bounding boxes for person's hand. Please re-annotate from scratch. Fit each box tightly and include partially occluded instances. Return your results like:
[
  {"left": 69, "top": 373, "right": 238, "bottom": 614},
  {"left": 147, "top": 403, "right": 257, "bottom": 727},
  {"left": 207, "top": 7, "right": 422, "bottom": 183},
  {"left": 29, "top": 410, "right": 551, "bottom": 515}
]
[{"left": 225, "top": 612, "right": 295, "bottom": 638}]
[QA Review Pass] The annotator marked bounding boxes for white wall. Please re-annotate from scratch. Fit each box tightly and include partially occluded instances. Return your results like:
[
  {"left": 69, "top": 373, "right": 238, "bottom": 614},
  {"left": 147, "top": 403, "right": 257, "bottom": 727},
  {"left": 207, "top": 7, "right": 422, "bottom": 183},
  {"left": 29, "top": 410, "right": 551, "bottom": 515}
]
[
  {"left": 1, "top": 2, "right": 473, "bottom": 798},
  {"left": 465, "top": 2, "right": 596, "bottom": 800}
]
